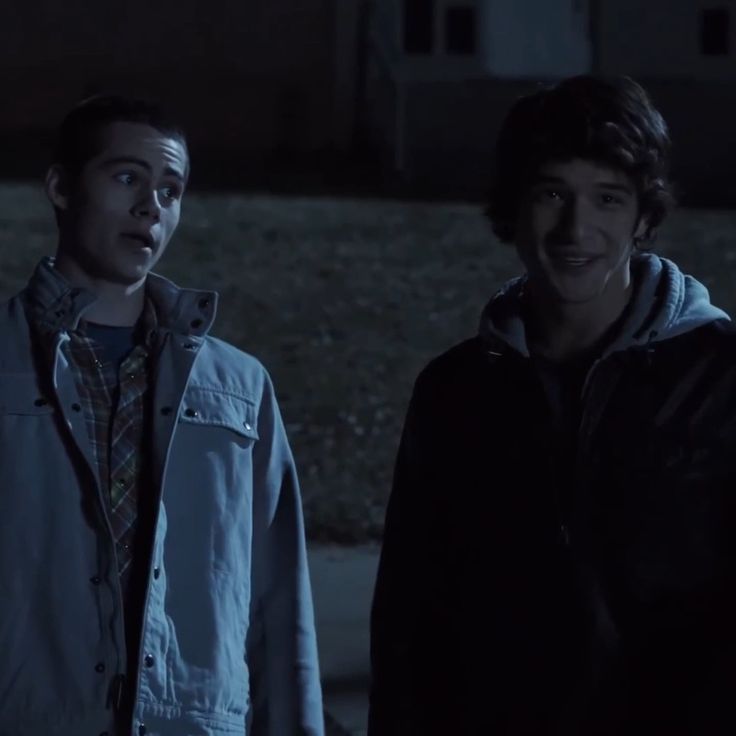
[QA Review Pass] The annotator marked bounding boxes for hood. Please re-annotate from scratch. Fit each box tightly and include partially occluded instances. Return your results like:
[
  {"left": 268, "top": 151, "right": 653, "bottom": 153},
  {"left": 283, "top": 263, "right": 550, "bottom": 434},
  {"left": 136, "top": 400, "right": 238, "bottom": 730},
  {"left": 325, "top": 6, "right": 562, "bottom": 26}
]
[{"left": 478, "top": 253, "right": 730, "bottom": 359}]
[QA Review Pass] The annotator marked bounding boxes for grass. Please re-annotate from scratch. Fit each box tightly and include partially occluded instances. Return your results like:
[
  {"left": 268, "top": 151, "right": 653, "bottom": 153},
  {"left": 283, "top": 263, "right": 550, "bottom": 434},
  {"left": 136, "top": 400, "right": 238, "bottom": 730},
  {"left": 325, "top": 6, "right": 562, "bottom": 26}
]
[{"left": 2, "top": 181, "right": 736, "bottom": 542}]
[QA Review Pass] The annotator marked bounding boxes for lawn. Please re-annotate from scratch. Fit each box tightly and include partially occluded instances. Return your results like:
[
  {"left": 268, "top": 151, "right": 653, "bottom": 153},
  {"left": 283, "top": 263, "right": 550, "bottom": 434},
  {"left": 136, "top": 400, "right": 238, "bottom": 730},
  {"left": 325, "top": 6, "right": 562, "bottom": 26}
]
[{"left": 2, "top": 182, "right": 735, "bottom": 542}]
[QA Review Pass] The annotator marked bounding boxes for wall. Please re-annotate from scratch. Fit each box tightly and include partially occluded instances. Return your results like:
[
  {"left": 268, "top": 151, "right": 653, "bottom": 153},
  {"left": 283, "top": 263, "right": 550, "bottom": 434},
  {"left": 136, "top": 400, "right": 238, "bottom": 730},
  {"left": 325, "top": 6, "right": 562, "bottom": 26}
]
[
  {"left": 597, "top": 0, "right": 736, "bottom": 80},
  {"left": 389, "top": 77, "right": 736, "bottom": 205},
  {"left": 0, "top": 0, "right": 339, "bottom": 180},
  {"left": 479, "top": 0, "right": 591, "bottom": 77}
]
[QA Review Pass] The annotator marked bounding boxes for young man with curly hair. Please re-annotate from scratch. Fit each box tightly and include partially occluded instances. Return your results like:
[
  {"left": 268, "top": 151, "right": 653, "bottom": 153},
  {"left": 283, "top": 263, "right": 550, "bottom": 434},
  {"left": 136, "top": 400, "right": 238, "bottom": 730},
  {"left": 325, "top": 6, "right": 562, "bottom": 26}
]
[
  {"left": 369, "top": 76, "right": 736, "bottom": 735},
  {"left": 0, "top": 95, "right": 324, "bottom": 735}
]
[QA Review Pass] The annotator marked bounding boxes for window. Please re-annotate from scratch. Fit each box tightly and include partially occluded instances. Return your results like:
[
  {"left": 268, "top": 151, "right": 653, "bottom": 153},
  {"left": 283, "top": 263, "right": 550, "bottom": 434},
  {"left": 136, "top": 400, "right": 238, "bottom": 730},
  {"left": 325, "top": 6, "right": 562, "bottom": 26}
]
[
  {"left": 701, "top": 7, "right": 730, "bottom": 55},
  {"left": 403, "top": 0, "right": 435, "bottom": 55},
  {"left": 445, "top": 6, "right": 477, "bottom": 55}
]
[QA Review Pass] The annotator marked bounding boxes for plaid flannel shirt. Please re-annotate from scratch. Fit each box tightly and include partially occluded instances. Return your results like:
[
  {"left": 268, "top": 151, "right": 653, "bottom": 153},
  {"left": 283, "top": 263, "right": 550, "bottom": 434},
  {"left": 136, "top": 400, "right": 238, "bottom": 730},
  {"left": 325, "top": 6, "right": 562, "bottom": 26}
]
[{"left": 65, "top": 302, "right": 157, "bottom": 600}]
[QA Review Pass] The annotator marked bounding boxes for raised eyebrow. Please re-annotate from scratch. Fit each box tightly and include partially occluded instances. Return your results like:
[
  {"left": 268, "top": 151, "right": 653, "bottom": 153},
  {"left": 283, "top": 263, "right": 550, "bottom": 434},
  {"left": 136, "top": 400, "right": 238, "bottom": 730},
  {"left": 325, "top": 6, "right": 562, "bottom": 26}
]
[
  {"left": 101, "top": 156, "right": 151, "bottom": 171},
  {"left": 100, "top": 157, "right": 185, "bottom": 182},
  {"left": 162, "top": 166, "right": 186, "bottom": 183}
]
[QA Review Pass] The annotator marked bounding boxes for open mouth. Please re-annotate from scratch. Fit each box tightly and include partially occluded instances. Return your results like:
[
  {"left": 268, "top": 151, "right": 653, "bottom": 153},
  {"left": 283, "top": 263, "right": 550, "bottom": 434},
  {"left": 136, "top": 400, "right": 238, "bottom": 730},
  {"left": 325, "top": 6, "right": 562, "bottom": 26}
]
[{"left": 122, "top": 233, "right": 154, "bottom": 248}]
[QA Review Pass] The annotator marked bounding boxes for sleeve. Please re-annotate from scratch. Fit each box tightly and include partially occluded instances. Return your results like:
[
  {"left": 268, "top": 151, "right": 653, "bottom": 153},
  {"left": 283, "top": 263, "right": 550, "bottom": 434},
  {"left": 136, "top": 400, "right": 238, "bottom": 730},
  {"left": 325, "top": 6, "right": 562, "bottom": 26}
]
[
  {"left": 246, "top": 369, "right": 325, "bottom": 736},
  {"left": 368, "top": 370, "right": 450, "bottom": 735}
]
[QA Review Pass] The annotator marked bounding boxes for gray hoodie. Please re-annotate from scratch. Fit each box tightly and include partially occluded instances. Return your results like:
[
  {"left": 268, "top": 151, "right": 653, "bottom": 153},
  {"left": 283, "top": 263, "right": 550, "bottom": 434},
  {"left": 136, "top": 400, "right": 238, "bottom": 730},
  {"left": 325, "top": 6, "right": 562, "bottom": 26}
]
[
  {"left": 476, "top": 253, "right": 732, "bottom": 516},
  {"left": 478, "top": 253, "right": 730, "bottom": 362}
]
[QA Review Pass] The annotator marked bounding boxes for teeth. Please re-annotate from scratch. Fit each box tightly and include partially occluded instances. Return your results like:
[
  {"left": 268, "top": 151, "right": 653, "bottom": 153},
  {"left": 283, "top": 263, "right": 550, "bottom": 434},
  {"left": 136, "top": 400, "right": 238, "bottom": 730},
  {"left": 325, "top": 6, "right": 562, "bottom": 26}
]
[{"left": 558, "top": 257, "right": 592, "bottom": 265}]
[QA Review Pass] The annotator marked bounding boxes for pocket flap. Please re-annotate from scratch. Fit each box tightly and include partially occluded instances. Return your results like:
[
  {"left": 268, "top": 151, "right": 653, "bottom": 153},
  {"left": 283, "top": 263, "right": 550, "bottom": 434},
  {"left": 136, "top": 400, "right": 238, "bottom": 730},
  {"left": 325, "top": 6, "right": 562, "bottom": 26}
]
[
  {"left": 0, "top": 374, "right": 54, "bottom": 415},
  {"left": 179, "top": 385, "right": 259, "bottom": 440}
]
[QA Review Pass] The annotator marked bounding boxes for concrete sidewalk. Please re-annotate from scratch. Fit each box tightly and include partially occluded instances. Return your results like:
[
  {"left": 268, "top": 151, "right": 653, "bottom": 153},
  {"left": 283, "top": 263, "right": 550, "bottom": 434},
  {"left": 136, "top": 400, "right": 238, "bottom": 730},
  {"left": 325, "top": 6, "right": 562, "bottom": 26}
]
[{"left": 308, "top": 544, "right": 381, "bottom": 736}]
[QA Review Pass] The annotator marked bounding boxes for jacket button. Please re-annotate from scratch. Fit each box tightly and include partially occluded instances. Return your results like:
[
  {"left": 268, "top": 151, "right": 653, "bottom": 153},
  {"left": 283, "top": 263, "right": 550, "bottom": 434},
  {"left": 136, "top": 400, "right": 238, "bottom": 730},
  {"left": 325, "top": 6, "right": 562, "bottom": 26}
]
[
  {"left": 138, "top": 723, "right": 147, "bottom": 735},
  {"left": 34, "top": 397, "right": 48, "bottom": 407},
  {"left": 160, "top": 406, "right": 172, "bottom": 416},
  {"left": 153, "top": 567, "right": 160, "bottom": 580},
  {"left": 190, "top": 318, "right": 203, "bottom": 329},
  {"left": 95, "top": 662, "right": 105, "bottom": 673},
  {"left": 144, "top": 654, "right": 154, "bottom": 668},
  {"left": 90, "top": 575, "right": 101, "bottom": 585},
  {"left": 71, "top": 403, "right": 82, "bottom": 412},
  {"left": 184, "top": 408, "right": 198, "bottom": 418}
]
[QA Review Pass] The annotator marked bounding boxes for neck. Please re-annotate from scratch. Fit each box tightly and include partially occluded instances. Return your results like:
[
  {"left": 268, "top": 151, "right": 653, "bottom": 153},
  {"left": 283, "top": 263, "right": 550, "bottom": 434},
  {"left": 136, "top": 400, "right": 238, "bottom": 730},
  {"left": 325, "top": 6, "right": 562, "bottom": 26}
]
[
  {"left": 524, "top": 281, "right": 634, "bottom": 362},
  {"left": 54, "top": 252, "right": 146, "bottom": 327}
]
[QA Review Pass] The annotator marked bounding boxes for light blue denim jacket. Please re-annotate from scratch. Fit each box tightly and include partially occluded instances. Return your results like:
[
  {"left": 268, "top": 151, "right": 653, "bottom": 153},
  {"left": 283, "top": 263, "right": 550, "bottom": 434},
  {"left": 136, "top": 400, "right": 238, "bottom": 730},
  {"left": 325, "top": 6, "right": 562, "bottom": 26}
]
[{"left": 0, "top": 258, "right": 324, "bottom": 735}]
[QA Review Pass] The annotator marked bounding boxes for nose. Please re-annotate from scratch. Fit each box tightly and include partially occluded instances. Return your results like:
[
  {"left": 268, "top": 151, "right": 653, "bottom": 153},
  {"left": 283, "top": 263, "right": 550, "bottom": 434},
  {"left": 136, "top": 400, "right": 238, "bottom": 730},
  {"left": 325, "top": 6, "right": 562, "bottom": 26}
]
[
  {"left": 550, "top": 196, "right": 589, "bottom": 245},
  {"left": 132, "top": 187, "right": 161, "bottom": 222}
]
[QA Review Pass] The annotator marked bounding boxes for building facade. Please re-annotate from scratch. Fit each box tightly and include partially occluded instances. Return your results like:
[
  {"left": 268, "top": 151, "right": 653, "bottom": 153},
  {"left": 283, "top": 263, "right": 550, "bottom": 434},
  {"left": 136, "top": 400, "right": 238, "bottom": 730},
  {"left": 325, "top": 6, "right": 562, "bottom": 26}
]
[
  {"left": 0, "top": 0, "right": 361, "bottom": 184},
  {"left": 365, "top": 0, "right": 736, "bottom": 204}
]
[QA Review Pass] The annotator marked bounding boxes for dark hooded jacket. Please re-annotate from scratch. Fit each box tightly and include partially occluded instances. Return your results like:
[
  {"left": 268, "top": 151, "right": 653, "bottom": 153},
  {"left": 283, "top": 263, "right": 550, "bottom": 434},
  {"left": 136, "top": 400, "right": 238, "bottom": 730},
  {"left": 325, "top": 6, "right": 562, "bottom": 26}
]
[{"left": 369, "top": 253, "right": 736, "bottom": 735}]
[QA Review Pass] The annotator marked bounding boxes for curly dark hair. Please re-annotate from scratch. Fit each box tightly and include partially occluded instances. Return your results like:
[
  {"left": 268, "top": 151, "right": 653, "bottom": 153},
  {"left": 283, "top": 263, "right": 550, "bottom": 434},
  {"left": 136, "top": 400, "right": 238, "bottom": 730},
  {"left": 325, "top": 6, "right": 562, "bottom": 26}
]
[{"left": 485, "top": 75, "right": 676, "bottom": 248}]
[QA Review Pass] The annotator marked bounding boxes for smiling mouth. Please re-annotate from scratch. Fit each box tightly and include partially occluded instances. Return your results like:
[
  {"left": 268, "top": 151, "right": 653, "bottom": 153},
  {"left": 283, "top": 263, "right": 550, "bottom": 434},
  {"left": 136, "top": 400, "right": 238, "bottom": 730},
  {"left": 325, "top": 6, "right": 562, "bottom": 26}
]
[{"left": 549, "top": 254, "right": 600, "bottom": 268}]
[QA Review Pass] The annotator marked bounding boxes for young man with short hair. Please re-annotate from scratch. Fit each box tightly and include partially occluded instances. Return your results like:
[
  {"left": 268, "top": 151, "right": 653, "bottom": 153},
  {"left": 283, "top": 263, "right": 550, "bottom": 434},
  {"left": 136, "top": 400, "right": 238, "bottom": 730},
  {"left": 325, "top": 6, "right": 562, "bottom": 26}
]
[
  {"left": 0, "top": 95, "right": 324, "bottom": 735},
  {"left": 369, "top": 76, "right": 736, "bottom": 735}
]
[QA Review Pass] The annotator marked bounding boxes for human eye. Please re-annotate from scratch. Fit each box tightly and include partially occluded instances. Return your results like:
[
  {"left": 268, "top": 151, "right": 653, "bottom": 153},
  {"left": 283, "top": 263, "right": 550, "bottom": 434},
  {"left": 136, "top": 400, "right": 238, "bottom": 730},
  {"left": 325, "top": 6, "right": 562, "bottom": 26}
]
[
  {"left": 159, "top": 183, "right": 182, "bottom": 203},
  {"left": 533, "top": 187, "right": 564, "bottom": 204},
  {"left": 598, "top": 192, "right": 625, "bottom": 207},
  {"left": 114, "top": 171, "right": 138, "bottom": 185}
]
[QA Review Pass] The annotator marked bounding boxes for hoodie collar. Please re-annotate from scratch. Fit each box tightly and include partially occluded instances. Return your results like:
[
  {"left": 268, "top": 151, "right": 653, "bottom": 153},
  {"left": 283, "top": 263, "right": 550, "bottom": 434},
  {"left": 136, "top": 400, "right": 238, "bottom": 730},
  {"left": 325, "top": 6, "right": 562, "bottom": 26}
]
[{"left": 478, "top": 253, "right": 730, "bottom": 359}]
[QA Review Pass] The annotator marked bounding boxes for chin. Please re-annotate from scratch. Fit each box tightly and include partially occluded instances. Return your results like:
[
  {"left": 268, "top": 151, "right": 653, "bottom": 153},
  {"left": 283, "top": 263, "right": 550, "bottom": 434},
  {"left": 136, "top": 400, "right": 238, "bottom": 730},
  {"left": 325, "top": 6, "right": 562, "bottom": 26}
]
[
  {"left": 105, "top": 267, "right": 151, "bottom": 287},
  {"left": 547, "top": 279, "right": 606, "bottom": 305}
]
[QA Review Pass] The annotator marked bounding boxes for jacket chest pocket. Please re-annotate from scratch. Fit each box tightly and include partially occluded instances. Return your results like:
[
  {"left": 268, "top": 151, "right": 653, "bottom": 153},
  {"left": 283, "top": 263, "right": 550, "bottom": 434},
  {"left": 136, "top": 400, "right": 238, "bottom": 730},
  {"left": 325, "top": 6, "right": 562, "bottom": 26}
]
[
  {"left": 0, "top": 373, "right": 55, "bottom": 418},
  {"left": 164, "top": 386, "right": 260, "bottom": 580},
  {"left": 0, "top": 374, "right": 57, "bottom": 484},
  {"left": 178, "top": 385, "right": 259, "bottom": 444},
  {"left": 0, "top": 374, "right": 60, "bottom": 595},
  {"left": 168, "top": 385, "right": 260, "bottom": 521},
  {"left": 170, "top": 385, "right": 260, "bottom": 507}
]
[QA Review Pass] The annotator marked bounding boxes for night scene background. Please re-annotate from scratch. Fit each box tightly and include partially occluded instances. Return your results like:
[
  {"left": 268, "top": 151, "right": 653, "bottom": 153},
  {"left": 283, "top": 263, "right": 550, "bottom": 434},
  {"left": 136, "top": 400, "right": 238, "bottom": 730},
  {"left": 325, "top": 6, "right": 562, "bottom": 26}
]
[{"left": 2, "top": 2, "right": 736, "bottom": 733}]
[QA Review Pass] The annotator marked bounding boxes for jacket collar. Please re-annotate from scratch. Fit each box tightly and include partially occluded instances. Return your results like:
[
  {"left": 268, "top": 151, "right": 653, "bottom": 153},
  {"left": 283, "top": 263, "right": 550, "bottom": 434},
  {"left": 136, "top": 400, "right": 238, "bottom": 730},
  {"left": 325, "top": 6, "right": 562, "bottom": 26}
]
[{"left": 22, "top": 256, "right": 218, "bottom": 338}]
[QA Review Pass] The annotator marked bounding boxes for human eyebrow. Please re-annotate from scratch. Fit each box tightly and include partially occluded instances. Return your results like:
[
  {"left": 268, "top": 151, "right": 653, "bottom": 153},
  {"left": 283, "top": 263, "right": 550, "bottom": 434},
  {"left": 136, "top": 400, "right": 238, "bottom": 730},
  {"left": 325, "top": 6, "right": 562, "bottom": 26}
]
[
  {"left": 100, "top": 156, "right": 185, "bottom": 182},
  {"left": 162, "top": 166, "right": 186, "bottom": 182},
  {"left": 529, "top": 176, "right": 572, "bottom": 196},
  {"left": 531, "top": 175, "right": 568, "bottom": 187},
  {"left": 595, "top": 182, "right": 634, "bottom": 196},
  {"left": 101, "top": 156, "right": 151, "bottom": 171}
]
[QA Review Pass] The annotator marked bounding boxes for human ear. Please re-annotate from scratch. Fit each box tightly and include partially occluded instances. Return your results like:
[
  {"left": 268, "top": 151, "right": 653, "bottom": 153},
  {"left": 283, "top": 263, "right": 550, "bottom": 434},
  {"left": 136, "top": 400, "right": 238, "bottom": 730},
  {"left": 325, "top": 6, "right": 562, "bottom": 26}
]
[
  {"left": 45, "top": 164, "right": 71, "bottom": 212},
  {"left": 633, "top": 214, "right": 649, "bottom": 241}
]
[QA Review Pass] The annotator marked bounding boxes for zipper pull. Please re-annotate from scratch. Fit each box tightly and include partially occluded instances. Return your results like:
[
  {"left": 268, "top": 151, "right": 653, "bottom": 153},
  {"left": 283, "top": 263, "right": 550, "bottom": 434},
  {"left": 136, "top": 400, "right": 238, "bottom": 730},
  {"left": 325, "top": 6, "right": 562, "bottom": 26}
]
[
  {"left": 107, "top": 673, "right": 126, "bottom": 711},
  {"left": 559, "top": 523, "right": 571, "bottom": 547}
]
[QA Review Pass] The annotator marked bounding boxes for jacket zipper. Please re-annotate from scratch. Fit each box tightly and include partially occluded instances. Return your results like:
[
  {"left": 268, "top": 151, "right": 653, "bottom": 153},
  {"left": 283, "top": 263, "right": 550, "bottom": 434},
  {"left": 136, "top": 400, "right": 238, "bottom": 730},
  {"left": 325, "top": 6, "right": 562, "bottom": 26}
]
[{"left": 568, "top": 354, "right": 626, "bottom": 547}]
